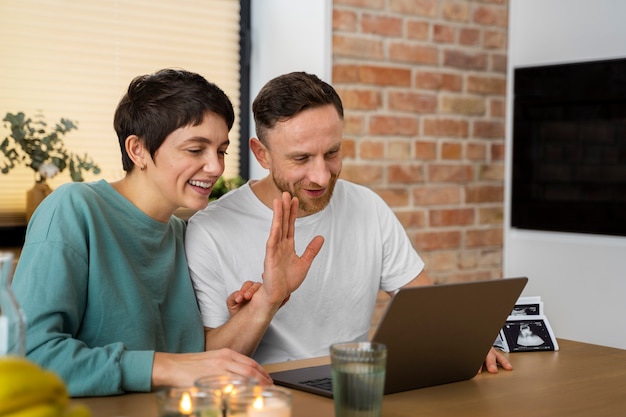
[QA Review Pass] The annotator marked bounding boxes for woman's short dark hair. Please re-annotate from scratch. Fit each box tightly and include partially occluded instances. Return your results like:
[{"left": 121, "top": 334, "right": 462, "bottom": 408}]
[
  {"left": 114, "top": 68, "right": 234, "bottom": 171},
  {"left": 252, "top": 72, "right": 343, "bottom": 147}
]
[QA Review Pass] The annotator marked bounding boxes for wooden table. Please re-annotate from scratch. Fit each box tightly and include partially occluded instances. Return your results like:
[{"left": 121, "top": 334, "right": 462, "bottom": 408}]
[{"left": 73, "top": 339, "right": 626, "bottom": 416}]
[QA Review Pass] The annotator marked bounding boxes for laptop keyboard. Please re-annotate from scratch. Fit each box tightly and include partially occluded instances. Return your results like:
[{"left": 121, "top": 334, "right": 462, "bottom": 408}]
[{"left": 300, "top": 377, "right": 333, "bottom": 392}]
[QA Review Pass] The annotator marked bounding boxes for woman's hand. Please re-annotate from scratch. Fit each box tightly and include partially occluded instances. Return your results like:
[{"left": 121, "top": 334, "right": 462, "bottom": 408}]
[
  {"left": 152, "top": 348, "right": 272, "bottom": 389},
  {"left": 227, "top": 281, "right": 291, "bottom": 316},
  {"left": 227, "top": 281, "right": 261, "bottom": 316}
]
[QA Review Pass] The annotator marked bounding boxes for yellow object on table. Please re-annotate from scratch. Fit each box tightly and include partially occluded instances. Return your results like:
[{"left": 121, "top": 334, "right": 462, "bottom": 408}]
[{"left": 0, "top": 356, "right": 91, "bottom": 417}]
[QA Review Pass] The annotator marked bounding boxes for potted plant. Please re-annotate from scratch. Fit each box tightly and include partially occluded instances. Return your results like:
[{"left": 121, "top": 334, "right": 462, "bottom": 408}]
[
  {"left": 209, "top": 175, "right": 245, "bottom": 201},
  {"left": 1, "top": 111, "right": 101, "bottom": 221}
]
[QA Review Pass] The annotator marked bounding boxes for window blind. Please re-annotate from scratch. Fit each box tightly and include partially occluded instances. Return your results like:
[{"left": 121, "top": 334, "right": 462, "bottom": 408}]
[{"left": 0, "top": 0, "right": 241, "bottom": 225}]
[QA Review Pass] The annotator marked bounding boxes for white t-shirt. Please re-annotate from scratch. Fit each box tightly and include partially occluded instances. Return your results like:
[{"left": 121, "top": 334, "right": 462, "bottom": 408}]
[{"left": 186, "top": 180, "right": 424, "bottom": 364}]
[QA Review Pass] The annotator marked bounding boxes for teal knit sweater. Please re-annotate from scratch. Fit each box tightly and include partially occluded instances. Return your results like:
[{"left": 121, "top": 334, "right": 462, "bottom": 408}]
[{"left": 12, "top": 180, "right": 204, "bottom": 396}]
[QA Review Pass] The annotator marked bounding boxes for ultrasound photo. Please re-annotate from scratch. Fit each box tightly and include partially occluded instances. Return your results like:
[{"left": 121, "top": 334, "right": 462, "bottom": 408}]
[{"left": 501, "top": 319, "right": 556, "bottom": 352}]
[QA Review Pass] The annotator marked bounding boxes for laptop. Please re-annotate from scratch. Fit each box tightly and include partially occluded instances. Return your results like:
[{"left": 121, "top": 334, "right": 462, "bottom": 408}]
[{"left": 270, "top": 277, "right": 528, "bottom": 397}]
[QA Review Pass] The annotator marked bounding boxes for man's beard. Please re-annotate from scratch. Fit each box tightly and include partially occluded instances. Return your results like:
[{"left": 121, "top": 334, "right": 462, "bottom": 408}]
[{"left": 272, "top": 173, "right": 339, "bottom": 215}]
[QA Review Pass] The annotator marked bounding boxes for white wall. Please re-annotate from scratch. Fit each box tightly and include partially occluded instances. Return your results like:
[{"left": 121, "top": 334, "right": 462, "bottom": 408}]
[
  {"left": 505, "top": 0, "right": 626, "bottom": 349},
  {"left": 248, "top": 0, "right": 332, "bottom": 179}
]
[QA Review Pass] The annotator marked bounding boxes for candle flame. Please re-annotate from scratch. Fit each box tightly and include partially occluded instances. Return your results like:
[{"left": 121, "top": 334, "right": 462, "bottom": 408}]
[
  {"left": 252, "top": 395, "right": 264, "bottom": 410},
  {"left": 179, "top": 391, "right": 193, "bottom": 415}
]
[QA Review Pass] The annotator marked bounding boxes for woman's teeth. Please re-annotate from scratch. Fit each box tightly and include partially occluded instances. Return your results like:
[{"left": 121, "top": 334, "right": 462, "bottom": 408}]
[{"left": 188, "top": 180, "right": 213, "bottom": 189}]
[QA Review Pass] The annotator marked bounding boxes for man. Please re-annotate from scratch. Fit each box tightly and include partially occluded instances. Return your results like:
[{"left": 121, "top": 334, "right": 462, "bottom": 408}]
[{"left": 186, "top": 71, "right": 510, "bottom": 373}]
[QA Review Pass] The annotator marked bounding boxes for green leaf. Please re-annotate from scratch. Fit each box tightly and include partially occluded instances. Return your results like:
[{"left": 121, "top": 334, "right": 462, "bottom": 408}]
[{"left": 1, "top": 111, "right": 100, "bottom": 180}]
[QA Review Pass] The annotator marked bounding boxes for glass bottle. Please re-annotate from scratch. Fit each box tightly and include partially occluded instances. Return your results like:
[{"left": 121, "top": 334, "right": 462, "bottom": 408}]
[{"left": 0, "top": 251, "right": 26, "bottom": 356}]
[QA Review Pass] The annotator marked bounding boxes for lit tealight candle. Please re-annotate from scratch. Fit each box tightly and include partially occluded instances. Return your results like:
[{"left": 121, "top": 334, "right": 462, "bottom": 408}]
[
  {"left": 245, "top": 387, "right": 291, "bottom": 417},
  {"left": 179, "top": 391, "right": 193, "bottom": 415},
  {"left": 195, "top": 375, "right": 258, "bottom": 417},
  {"left": 195, "top": 375, "right": 256, "bottom": 398},
  {"left": 156, "top": 387, "right": 221, "bottom": 417}
]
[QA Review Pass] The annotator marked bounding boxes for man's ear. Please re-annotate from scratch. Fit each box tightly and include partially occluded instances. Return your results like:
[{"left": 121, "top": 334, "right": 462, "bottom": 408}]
[
  {"left": 249, "top": 137, "right": 271, "bottom": 169},
  {"left": 125, "top": 135, "right": 147, "bottom": 170}
]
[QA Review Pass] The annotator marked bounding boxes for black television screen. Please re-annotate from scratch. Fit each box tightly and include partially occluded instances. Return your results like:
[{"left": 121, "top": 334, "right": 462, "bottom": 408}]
[{"left": 512, "top": 58, "right": 626, "bottom": 237}]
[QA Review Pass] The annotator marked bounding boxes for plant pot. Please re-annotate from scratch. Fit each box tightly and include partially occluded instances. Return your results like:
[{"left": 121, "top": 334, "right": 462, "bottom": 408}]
[{"left": 26, "top": 182, "right": 53, "bottom": 223}]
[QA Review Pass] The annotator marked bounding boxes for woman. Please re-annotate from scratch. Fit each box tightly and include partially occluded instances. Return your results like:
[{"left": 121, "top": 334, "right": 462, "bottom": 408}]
[{"left": 11, "top": 69, "right": 323, "bottom": 397}]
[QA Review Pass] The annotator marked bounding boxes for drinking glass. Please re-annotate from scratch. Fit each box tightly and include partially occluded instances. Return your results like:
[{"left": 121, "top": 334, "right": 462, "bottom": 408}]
[{"left": 330, "top": 342, "right": 387, "bottom": 417}]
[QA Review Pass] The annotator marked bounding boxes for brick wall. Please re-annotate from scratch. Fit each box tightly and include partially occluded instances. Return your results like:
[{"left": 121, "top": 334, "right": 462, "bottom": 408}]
[{"left": 331, "top": 0, "right": 509, "bottom": 327}]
